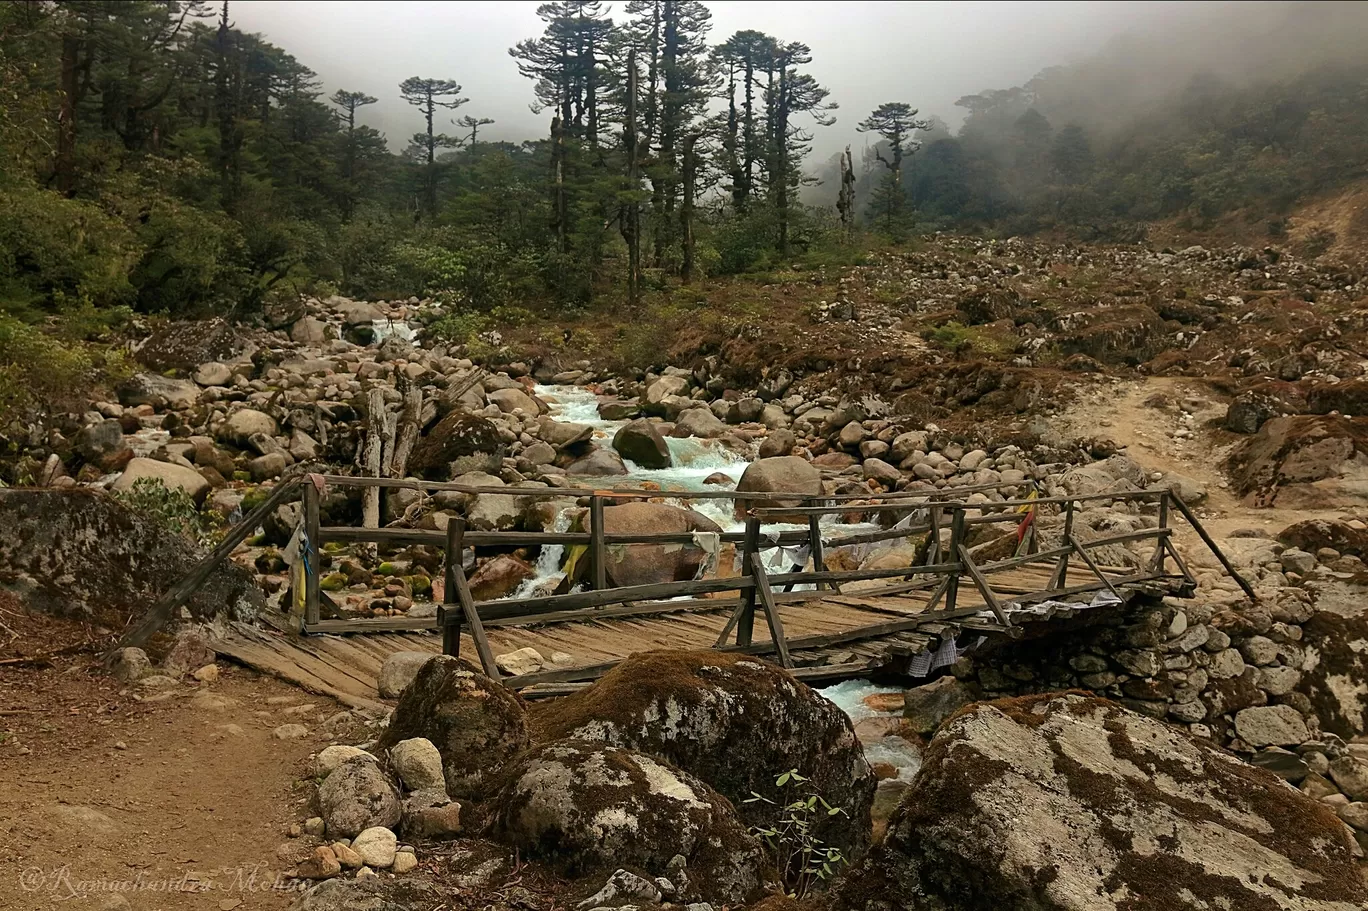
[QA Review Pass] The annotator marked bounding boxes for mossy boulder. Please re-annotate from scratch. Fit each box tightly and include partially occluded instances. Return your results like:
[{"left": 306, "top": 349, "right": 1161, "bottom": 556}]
[
  {"left": 533, "top": 650, "right": 875, "bottom": 858},
  {"left": 488, "top": 740, "right": 772, "bottom": 903},
  {"left": 1300, "top": 611, "right": 1368, "bottom": 739},
  {"left": 834, "top": 692, "right": 1367, "bottom": 911},
  {"left": 408, "top": 411, "right": 505, "bottom": 481},
  {"left": 377, "top": 656, "right": 529, "bottom": 800}
]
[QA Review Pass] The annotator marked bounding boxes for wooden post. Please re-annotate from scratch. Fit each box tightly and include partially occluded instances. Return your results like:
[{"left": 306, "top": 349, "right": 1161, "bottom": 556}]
[
  {"left": 303, "top": 480, "right": 321, "bottom": 627},
  {"left": 808, "top": 505, "right": 826, "bottom": 590},
  {"left": 944, "top": 508, "right": 965, "bottom": 614},
  {"left": 737, "top": 516, "right": 761, "bottom": 646},
  {"left": 442, "top": 518, "right": 464, "bottom": 657},
  {"left": 450, "top": 534, "right": 499, "bottom": 679},
  {"left": 927, "top": 504, "right": 943, "bottom": 566},
  {"left": 1051, "top": 499, "right": 1075, "bottom": 589},
  {"left": 749, "top": 552, "right": 791, "bottom": 668},
  {"left": 958, "top": 544, "right": 1012, "bottom": 627},
  {"left": 1152, "top": 493, "right": 1169, "bottom": 574},
  {"left": 1167, "top": 493, "right": 1257, "bottom": 600},
  {"left": 589, "top": 495, "right": 607, "bottom": 591},
  {"left": 1068, "top": 535, "right": 1123, "bottom": 601}
]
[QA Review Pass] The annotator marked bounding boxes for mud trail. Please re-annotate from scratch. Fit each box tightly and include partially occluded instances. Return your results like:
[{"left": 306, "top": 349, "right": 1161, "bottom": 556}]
[
  {"left": 1055, "top": 375, "right": 1343, "bottom": 540},
  {"left": 0, "top": 662, "right": 330, "bottom": 911}
]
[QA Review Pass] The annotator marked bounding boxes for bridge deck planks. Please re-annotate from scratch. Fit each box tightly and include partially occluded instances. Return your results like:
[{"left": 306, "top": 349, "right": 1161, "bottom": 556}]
[{"left": 210, "top": 563, "right": 1187, "bottom": 704}]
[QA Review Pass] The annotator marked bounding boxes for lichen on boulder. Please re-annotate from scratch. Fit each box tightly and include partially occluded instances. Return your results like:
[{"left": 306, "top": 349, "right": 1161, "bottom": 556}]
[
  {"left": 377, "top": 656, "right": 530, "bottom": 800},
  {"left": 834, "top": 692, "right": 1367, "bottom": 911},
  {"left": 487, "top": 740, "right": 771, "bottom": 904},
  {"left": 532, "top": 650, "right": 875, "bottom": 857}
]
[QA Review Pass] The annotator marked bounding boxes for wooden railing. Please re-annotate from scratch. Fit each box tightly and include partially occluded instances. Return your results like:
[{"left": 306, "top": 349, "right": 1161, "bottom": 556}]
[{"left": 112, "top": 470, "right": 1255, "bottom": 682}]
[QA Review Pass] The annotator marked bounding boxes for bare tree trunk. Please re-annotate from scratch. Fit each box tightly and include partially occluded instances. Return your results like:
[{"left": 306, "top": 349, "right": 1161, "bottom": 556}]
[
  {"left": 56, "top": 34, "right": 79, "bottom": 196},
  {"left": 680, "top": 134, "right": 696, "bottom": 284},
  {"left": 362, "top": 388, "right": 386, "bottom": 553},
  {"left": 389, "top": 385, "right": 423, "bottom": 478},
  {"left": 627, "top": 50, "right": 640, "bottom": 307}
]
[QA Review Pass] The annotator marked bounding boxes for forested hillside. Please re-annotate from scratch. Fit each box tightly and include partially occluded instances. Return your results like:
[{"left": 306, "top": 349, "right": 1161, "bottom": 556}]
[
  {"left": 823, "top": 2, "right": 1368, "bottom": 241},
  {"left": 3, "top": 0, "right": 1368, "bottom": 412}
]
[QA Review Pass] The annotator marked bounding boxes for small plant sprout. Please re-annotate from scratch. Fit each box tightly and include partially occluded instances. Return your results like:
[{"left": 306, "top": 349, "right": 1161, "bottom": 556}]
[{"left": 744, "top": 768, "right": 850, "bottom": 897}]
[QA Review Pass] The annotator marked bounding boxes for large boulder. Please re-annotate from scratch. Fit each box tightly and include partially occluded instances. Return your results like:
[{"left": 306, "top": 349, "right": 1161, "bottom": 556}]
[
  {"left": 377, "top": 656, "right": 529, "bottom": 799},
  {"left": 0, "top": 489, "right": 261, "bottom": 625},
  {"left": 734, "top": 456, "right": 822, "bottom": 520},
  {"left": 116, "top": 373, "right": 200, "bottom": 410},
  {"left": 613, "top": 419, "right": 672, "bottom": 469},
  {"left": 408, "top": 412, "right": 505, "bottom": 481},
  {"left": 565, "top": 448, "right": 628, "bottom": 477},
  {"left": 112, "top": 458, "right": 212, "bottom": 504},
  {"left": 533, "top": 651, "right": 874, "bottom": 857},
  {"left": 488, "top": 740, "right": 771, "bottom": 904},
  {"left": 488, "top": 387, "right": 543, "bottom": 416},
  {"left": 218, "top": 408, "right": 279, "bottom": 446},
  {"left": 835, "top": 693, "right": 1367, "bottom": 911},
  {"left": 569, "top": 503, "right": 722, "bottom": 588},
  {"left": 468, "top": 554, "right": 535, "bottom": 601},
  {"left": 1278, "top": 518, "right": 1368, "bottom": 561},
  {"left": 1226, "top": 414, "right": 1368, "bottom": 508},
  {"left": 673, "top": 407, "right": 728, "bottom": 439},
  {"left": 1300, "top": 611, "right": 1368, "bottom": 739},
  {"left": 136, "top": 318, "right": 247, "bottom": 372},
  {"left": 316, "top": 755, "right": 402, "bottom": 839}
]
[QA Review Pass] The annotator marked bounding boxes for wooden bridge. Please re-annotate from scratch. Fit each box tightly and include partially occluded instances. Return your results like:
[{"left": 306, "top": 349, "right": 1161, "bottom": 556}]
[{"left": 117, "top": 474, "right": 1252, "bottom": 707}]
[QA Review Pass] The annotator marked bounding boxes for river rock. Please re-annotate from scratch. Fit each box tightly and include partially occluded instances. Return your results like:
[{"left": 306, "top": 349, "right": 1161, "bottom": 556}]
[
  {"left": 313, "top": 745, "right": 375, "bottom": 778},
  {"left": 401, "top": 788, "right": 462, "bottom": 838},
  {"left": 1234, "top": 705, "right": 1310, "bottom": 747},
  {"left": 389, "top": 738, "right": 446, "bottom": 793},
  {"left": 645, "top": 376, "right": 690, "bottom": 412},
  {"left": 74, "top": 419, "right": 127, "bottom": 463},
  {"left": 489, "top": 740, "right": 770, "bottom": 903},
  {"left": 0, "top": 488, "right": 263, "bottom": 623},
  {"left": 117, "top": 373, "right": 200, "bottom": 409},
  {"left": 1299, "top": 611, "right": 1368, "bottom": 738},
  {"left": 112, "top": 457, "right": 212, "bottom": 503},
  {"left": 193, "top": 362, "right": 233, "bottom": 386},
  {"left": 835, "top": 692, "right": 1368, "bottom": 911},
  {"left": 574, "top": 502, "right": 722, "bottom": 588},
  {"left": 613, "top": 419, "right": 672, "bottom": 469},
  {"left": 674, "top": 408, "right": 727, "bottom": 439},
  {"left": 377, "top": 656, "right": 530, "bottom": 799},
  {"left": 408, "top": 412, "right": 505, "bottom": 480},
  {"left": 533, "top": 650, "right": 874, "bottom": 858},
  {"left": 488, "top": 387, "right": 542, "bottom": 416},
  {"left": 377, "top": 652, "right": 434, "bottom": 700},
  {"left": 350, "top": 826, "right": 397, "bottom": 869},
  {"left": 902, "top": 676, "right": 975, "bottom": 735},
  {"left": 317, "top": 756, "right": 402, "bottom": 839},
  {"left": 863, "top": 458, "right": 902, "bottom": 485},
  {"left": 758, "top": 429, "right": 797, "bottom": 459},
  {"left": 219, "top": 408, "right": 278, "bottom": 446},
  {"left": 734, "top": 456, "right": 822, "bottom": 520},
  {"left": 468, "top": 554, "right": 535, "bottom": 601},
  {"left": 565, "top": 447, "right": 628, "bottom": 476}
]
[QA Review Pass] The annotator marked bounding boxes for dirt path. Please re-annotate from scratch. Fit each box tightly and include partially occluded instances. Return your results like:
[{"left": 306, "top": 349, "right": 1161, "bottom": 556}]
[
  {"left": 0, "top": 651, "right": 339, "bottom": 911},
  {"left": 1054, "top": 375, "right": 1341, "bottom": 540}
]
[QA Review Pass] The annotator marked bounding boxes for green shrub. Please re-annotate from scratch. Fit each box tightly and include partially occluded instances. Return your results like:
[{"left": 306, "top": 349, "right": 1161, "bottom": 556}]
[
  {"left": 744, "top": 769, "right": 849, "bottom": 898},
  {"left": 111, "top": 477, "right": 223, "bottom": 547},
  {"left": 0, "top": 315, "right": 130, "bottom": 418}
]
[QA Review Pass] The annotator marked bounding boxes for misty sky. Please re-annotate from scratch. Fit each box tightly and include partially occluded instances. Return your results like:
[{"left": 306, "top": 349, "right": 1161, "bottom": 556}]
[{"left": 231, "top": 0, "right": 1236, "bottom": 164}]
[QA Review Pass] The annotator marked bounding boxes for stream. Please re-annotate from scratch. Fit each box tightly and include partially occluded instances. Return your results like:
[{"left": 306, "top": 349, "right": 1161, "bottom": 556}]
[{"left": 532, "top": 386, "right": 925, "bottom": 783}]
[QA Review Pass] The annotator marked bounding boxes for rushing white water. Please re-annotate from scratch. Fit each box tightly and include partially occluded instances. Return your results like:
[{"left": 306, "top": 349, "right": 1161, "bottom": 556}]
[
  {"left": 509, "top": 385, "right": 899, "bottom": 596},
  {"left": 371, "top": 317, "right": 418, "bottom": 344},
  {"left": 818, "top": 679, "right": 923, "bottom": 781}
]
